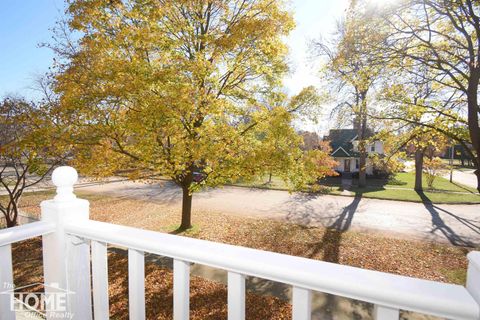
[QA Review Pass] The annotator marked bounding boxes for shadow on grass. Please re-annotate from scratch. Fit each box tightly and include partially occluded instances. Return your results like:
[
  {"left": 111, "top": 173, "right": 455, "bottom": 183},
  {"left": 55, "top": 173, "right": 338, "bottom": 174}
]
[{"left": 450, "top": 181, "right": 478, "bottom": 194}]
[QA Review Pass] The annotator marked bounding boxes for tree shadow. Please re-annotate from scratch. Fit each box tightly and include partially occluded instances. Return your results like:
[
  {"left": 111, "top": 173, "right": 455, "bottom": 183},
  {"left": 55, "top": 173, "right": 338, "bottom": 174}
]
[
  {"left": 169, "top": 226, "right": 189, "bottom": 235},
  {"left": 305, "top": 194, "right": 365, "bottom": 319},
  {"left": 282, "top": 192, "right": 342, "bottom": 227},
  {"left": 449, "top": 181, "right": 478, "bottom": 194},
  {"left": 416, "top": 190, "right": 477, "bottom": 247},
  {"left": 307, "top": 194, "right": 362, "bottom": 263}
]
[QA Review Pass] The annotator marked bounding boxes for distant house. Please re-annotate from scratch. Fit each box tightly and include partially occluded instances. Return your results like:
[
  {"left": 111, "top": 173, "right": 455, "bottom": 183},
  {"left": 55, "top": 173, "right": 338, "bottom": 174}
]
[{"left": 324, "top": 128, "right": 384, "bottom": 175}]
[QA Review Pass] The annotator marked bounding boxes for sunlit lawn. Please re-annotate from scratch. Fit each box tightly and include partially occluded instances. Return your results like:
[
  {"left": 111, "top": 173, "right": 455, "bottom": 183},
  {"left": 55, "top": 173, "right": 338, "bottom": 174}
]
[
  {"left": 233, "top": 171, "right": 480, "bottom": 203},
  {"left": 385, "top": 172, "right": 478, "bottom": 193},
  {"left": 330, "top": 172, "right": 480, "bottom": 204},
  {"left": 330, "top": 187, "right": 480, "bottom": 204}
]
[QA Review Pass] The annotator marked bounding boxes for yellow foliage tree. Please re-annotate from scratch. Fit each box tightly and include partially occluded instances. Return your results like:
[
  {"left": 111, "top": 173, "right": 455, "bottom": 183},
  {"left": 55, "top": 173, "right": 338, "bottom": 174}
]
[
  {"left": 53, "top": 0, "right": 336, "bottom": 229},
  {"left": 313, "top": 0, "right": 388, "bottom": 188},
  {"left": 0, "top": 97, "right": 67, "bottom": 227}
]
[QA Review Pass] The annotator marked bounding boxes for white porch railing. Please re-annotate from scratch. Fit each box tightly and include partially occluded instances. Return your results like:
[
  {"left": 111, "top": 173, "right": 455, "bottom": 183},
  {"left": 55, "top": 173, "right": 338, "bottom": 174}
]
[{"left": 0, "top": 166, "right": 479, "bottom": 320}]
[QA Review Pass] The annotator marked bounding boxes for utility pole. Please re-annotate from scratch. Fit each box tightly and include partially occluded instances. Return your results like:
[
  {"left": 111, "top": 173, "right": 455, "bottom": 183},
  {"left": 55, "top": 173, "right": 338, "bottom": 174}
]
[{"left": 449, "top": 145, "right": 454, "bottom": 183}]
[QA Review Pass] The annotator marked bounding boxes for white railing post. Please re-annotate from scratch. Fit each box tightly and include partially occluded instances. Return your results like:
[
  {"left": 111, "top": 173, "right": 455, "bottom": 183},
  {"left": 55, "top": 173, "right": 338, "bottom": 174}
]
[
  {"left": 467, "top": 252, "right": 480, "bottom": 310},
  {"left": 41, "top": 166, "right": 92, "bottom": 320}
]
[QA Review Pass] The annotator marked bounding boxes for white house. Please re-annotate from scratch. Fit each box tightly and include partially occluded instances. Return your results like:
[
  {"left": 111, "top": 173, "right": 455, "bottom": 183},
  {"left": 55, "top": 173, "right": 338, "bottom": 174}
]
[{"left": 324, "top": 128, "right": 384, "bottom": 175}]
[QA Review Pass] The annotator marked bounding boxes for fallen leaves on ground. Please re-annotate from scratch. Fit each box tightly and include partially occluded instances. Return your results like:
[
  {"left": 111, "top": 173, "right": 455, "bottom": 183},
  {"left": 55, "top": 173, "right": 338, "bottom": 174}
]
[{"left": 17, "top": 191, "right": 472, "bottom": 284}]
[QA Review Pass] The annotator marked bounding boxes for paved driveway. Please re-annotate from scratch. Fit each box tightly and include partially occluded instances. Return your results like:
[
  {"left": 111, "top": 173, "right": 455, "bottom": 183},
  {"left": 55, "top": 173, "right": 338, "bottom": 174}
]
[
  {"left": 76, "top": 179, "right": 480, "bottom": 246},
  {"left": 445, "top": 169, "right": 478, "bottom": 190}
]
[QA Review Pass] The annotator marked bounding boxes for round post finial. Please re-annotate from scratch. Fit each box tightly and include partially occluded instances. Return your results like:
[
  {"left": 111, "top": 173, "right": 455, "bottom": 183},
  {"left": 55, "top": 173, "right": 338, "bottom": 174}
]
[{"left": 52, "top": 166, "right": 78, "bottom": 202}]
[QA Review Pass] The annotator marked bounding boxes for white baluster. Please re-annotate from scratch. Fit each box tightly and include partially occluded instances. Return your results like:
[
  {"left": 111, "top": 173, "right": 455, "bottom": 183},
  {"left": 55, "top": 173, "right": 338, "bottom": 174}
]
[
  {"left": 92, "top": 241, "right": 109, "bottom": 319},
  {"left": 373, "top": 305, "right": 399, "bottom": 320},
  {"left": 174, "top": 260, "right": 190, "bottom": 320},
  {"left": 128, "top": 249, "right": 145, "bottom": 320},
  {"left": 228, "top": 272, "right": 245, "bottom": 320},
  {"left": 292, "top": 287, "right": 311, "bottom": 320}
]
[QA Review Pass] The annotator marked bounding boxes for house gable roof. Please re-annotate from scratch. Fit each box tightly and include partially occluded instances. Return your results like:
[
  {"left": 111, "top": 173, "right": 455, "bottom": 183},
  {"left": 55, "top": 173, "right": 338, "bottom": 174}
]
[
  {"left": 331, "top": 146, "right": 351, "bottom": 157},
  {"left": 325, "top": 129, "right": 357, "bottom": 156}
]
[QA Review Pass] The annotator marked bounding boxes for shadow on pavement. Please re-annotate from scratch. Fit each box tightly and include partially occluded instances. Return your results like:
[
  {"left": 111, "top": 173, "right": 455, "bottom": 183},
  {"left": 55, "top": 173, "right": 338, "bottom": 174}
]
[{"left": 416, "top": 191, "right": 478, "bottom": 247}]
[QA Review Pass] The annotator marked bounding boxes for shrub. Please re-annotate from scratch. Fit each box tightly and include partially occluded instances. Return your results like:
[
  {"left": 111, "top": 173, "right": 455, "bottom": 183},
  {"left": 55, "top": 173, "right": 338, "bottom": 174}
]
[{"left": 423, "top": 157, "right": 447, "bottom": 188}]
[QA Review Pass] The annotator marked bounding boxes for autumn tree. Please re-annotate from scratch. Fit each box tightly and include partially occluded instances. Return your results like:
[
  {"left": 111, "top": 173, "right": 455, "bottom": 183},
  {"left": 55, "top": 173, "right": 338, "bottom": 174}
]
[
  {"left": 0, "top": 97, "right": 65, "bottom": 228},
  {"left": 409, "top": 129, "right": 448, "bottom": 190},
  {"left": 377, "top": 62, "right": 453, "bottom": 190},
  {"left": 54, "top": 0, "right": 335, "bottom": 230},
  {"left": 299, "top": 131, "right": 320, "bottom": 151},
  {"left": 381, "top": 0, "right": 480, "bottom": 192},
  {"left": 368, "top": 130, "right": 406, "bottom": 177},
  {"left": 313, "top": 0, "right": 387, "bottom": 187}
]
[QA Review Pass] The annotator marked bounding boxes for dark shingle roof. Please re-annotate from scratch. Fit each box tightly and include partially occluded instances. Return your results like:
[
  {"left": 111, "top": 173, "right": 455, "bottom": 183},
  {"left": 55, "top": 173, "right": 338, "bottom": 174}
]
[
  {"left": 325, "top": 129, "right": 357, "bottom": 156},
  {"left": 325, "top": 128, "right": 376, "bottom": 157}
]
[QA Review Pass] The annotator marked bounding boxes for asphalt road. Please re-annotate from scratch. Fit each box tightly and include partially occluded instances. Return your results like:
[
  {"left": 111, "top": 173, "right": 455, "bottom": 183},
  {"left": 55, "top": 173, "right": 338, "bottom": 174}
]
[{"left": 75, "top": 179, "right": 480, "bottom": 246}]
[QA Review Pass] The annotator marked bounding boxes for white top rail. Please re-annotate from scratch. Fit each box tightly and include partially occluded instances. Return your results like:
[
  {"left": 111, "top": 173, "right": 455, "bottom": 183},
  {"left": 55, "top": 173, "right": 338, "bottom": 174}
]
[
  {"left": 65, "top": 219, "right": 480, "bottom": 320},
  {"left": 0, "top": 221, "right": 55, "bottom": 246}
]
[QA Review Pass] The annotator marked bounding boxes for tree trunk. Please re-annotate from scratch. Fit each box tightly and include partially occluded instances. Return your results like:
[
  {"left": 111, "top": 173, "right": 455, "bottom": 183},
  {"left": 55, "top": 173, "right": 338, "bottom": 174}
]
[
  {"left": 466, "top": 70, "right": 480, "bottom": 192},
  {"left": 358, "top": 146, "right": 367, "bottom": 188},
  {"left": 4, "top": 209, "right": 17, "bottom": 228},
  {"left": 358, "top": 97, "right": 368, "bottom": 188},
  {"left": 475, "top": 169, "right": 480, "bottom": 194},
  {"left": 268, "top": 172, "right": 273, "bottom": 184},
  {"left": 414, "top": 148, "right": 424, "bottom": 191},
  {"left": 6, "top": 219, "right": 17, "bottom": 228},
  {"left": 180, "top": 185, "right": 193, "bottom": 230}
]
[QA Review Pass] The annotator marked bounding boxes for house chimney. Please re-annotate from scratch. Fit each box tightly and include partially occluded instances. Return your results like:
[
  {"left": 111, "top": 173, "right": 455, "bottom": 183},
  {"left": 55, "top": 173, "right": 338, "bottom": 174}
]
[{"left": 353, "top": 116, "right": 360, "bottom": 130}]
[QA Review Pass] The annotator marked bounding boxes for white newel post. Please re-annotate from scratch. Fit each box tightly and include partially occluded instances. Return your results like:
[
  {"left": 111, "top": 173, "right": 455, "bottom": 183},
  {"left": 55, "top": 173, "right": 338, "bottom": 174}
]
[
  {"left": 41, "top": 166, "right": 92, "bottom": 320},
  {"left": 467, "top": 252, "right": 480, "bottom": 314}
]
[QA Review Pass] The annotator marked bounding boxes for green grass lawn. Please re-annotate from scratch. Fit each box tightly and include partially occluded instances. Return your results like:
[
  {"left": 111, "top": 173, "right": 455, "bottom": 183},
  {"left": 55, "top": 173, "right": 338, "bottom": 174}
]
[
  {"left": 386, "top": 172, "right": 478, "bottom": 193},
  {"left": 233, "top": 175, "right": 291, "bottom": 190},
  {"left": 330, "top": 187, "right": 480, "bottom": 204},
  {"left": 332, "top": 172, "right": 479, "bottom": 203},
  {"left": 234, "top": 171, "right": 480, "bottom": 204}
]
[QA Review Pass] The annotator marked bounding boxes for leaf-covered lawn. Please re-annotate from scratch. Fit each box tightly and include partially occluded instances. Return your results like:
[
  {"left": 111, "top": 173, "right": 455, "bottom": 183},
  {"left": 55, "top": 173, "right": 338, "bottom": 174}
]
[{"left": 18, "top": 191, "right": 473, "bottom": 285}]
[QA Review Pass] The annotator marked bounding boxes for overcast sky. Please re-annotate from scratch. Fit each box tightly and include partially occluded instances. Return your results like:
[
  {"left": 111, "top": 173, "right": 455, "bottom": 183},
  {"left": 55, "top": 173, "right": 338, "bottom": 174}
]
[{"left": 0, "top": 0, "right": 349, "bottom": 133}]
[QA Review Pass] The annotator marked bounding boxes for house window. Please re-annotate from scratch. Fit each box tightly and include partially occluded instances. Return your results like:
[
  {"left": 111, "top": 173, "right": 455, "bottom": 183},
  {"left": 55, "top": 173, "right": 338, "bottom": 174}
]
[
  {"left": 355, "top": 159, "right": 359, "bottom": 169},
  {"left": 371, "top": 144, "right": 375, "bottom": 152}
]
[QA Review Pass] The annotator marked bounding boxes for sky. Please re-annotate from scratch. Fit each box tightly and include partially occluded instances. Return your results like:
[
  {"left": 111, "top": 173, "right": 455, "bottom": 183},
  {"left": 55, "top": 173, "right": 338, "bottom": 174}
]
[{"left": 0, "top": 0, "right": 348, "bottom": 133}]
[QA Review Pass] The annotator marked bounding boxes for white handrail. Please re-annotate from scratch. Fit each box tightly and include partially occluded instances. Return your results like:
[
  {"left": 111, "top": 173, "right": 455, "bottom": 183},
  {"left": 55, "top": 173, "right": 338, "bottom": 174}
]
[
  {"left": 65, "top": 219, "right": 480, "bottom": 320},
  {"left": 0, "top": 221, "right": 55, "bottom": 246}
]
